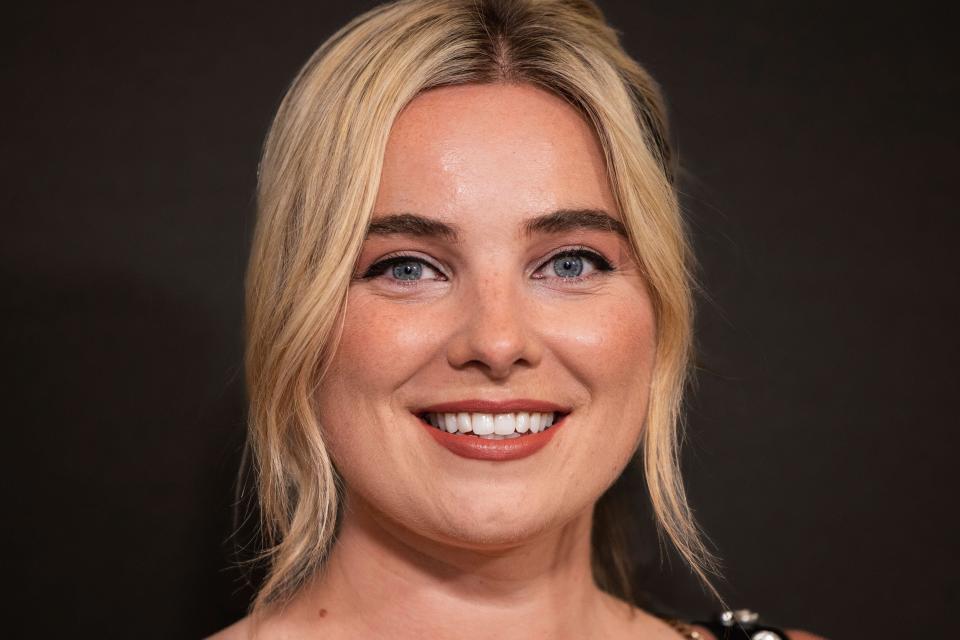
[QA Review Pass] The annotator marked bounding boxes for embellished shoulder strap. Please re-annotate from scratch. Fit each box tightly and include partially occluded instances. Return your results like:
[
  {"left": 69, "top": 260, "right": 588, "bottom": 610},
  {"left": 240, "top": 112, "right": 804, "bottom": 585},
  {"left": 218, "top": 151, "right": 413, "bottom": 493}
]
[
  {"left": 662, "top": 618, "right": 705, "bottom": 639},
  {"left": 664, "top": 609, "right": 790, "bottom": 639}
]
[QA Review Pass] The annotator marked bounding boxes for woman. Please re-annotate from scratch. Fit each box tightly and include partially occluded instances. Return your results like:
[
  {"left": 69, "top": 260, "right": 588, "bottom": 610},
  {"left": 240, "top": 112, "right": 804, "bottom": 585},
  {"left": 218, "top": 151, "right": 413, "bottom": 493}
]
[{"left": 212, "top": 1, "right": 824, "bottom": 638}]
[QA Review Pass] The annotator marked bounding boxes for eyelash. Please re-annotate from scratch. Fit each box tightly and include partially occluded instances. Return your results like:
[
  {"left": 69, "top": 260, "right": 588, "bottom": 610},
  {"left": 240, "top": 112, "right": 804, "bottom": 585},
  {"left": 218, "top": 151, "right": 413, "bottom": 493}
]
[
  {"left": 358, "top": 252, "right": 446, "bottom": 285},
  {"left": 358, "top": 246, "right": 614, "bottom": 286},
  {"left": 533, "top": 248, "right": 614, "bottom": 283}
]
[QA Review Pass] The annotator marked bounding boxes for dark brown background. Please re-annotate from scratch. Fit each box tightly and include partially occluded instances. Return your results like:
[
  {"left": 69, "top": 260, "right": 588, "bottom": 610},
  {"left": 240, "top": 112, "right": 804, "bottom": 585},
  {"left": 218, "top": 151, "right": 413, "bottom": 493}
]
[{"left": 3, "top": 1, "right": 957, "bottom": 638}]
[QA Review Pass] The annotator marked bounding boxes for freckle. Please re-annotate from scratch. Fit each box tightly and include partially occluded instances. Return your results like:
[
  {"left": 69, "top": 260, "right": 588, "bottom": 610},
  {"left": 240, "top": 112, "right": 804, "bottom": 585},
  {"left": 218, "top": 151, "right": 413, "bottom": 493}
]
[{"left": 318, "top": 608, "right": 328, "bottom": 618}]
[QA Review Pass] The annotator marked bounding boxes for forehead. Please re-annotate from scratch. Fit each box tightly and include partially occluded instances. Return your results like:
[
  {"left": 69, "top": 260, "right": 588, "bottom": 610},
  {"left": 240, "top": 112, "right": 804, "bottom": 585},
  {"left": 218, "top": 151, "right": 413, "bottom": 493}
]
[{"left": 372, "top": 83, "right": 617, "bottom": 224}]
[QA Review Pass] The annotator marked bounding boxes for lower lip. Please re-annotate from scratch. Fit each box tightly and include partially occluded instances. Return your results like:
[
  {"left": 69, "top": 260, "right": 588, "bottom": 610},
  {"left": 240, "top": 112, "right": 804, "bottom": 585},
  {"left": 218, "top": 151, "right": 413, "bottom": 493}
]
[{"left": 419, "top": 414, "right": 568, "bottom": 461}]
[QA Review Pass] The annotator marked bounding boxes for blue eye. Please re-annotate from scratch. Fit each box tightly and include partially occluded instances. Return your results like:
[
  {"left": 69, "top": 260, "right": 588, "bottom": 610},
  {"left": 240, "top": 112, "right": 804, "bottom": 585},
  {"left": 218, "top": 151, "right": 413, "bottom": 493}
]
[
  {"left": 552, "top": 255, "right": 584, "bottom": 277},
  {"left": 392, "top": 260, "right": 423, "bottom": 280},
  {"left": 537, "top": 249, "right": 613, "bottom": 281},
  {"left": 361, "top": 255, "right": 445, "bottom": 282},
  {"left": 358, "top": 247, "right": 612, "bottom": 286}
]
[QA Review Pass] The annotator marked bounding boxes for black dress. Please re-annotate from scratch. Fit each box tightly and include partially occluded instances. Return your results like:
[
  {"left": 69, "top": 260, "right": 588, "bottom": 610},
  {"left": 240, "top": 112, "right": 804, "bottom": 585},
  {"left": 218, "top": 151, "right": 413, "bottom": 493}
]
[{"left": 664, "top": 609, "right": 791, "bottom": 639}]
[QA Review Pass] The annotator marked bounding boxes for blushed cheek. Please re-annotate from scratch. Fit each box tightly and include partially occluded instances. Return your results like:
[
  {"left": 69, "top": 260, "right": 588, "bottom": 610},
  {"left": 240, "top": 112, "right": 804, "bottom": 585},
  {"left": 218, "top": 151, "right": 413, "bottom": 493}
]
[
  {"left": 563, "top": 296, "right": 656, "bottom": 480},
  {"left": 317, "top": 294, "right": 446, "bottom": 478},
  {"left": 329, "top": 293, "right": 446, "bottom": 396},
  {"left": 606, "top": 302, "right": 657, "bottom": 386},
  {"left": 545, "top": 295, "right": 656, "bottom": 391}
]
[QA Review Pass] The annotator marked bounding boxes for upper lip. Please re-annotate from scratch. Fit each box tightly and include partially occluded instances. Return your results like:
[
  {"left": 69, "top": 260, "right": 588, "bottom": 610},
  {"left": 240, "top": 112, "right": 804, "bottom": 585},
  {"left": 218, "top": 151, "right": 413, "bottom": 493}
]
[{"left": 416, "top": 399, "right": 572, "bottom": 414}]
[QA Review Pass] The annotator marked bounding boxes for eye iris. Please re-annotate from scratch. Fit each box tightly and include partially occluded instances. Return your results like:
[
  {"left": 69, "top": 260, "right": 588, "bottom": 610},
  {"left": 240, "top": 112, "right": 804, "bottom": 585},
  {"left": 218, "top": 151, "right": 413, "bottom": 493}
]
[
  {"left": 392, "top": 261, "right": 422, "bottom": 280},
  {"left": 553, "top": 255, "right": 583, "bottom": 278}
]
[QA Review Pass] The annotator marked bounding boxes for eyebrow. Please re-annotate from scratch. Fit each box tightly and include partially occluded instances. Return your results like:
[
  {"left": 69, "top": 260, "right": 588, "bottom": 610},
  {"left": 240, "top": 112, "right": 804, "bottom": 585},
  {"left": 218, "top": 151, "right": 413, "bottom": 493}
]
[
  {"left": 522, "top": 208, "right": 628, "bottom": 239},
  {"left": 365, "top": 208, "right": 627, "bottom": 241},
  {"left": 365, "top": 213, "right": 459, "bottom": 242}
]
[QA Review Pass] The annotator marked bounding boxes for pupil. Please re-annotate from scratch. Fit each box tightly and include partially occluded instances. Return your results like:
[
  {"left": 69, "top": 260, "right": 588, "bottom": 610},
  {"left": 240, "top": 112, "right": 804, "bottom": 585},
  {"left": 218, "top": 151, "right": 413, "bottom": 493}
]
[
  {"left": 553, "top": 255, "right": 583, "bottom": 277},
  {"left": 392, "top": 261, "right": 422, "bottom": 280}
]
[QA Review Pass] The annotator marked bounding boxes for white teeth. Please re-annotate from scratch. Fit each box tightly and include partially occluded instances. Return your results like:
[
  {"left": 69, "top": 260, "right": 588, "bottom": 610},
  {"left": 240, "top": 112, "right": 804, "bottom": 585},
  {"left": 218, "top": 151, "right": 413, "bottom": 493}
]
[
  {"left": 423, "top": 411, "right": 560, "bottom": 437},
  {"left": 444, "top": 413, "right": 458, "bottom": 433},
  {"left": 515, "top": 412, "right": 529, "bottom": 433},
  {"left": 472, "top": 413, "right": 495, "bottom": 435},
  {"left": 529, "top": 413, "right": 542, "bottom": 433},
  {"left": 494, "top": 413, "right": 516, "bottom": 435}
]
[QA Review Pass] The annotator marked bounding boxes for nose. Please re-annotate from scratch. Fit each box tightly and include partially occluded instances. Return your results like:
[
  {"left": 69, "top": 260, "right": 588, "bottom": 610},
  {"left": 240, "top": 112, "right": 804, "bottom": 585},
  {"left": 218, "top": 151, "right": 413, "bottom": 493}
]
[{"left": 445, "top": 273, "right": 543, "bottom": 379}]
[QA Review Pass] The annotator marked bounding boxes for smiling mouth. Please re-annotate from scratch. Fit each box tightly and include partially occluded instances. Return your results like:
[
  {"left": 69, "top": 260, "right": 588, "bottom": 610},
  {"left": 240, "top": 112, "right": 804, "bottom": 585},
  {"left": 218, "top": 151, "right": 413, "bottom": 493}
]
[{"left": 417, "top": 411, "right": 568, "bottom": 439}]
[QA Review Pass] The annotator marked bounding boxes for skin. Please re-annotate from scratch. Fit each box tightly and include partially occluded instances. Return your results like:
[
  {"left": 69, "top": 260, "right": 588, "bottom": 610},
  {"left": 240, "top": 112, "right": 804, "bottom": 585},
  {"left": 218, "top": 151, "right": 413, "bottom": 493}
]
[{"left": 211, "top": 83, "right": 825, "bottom": 640}]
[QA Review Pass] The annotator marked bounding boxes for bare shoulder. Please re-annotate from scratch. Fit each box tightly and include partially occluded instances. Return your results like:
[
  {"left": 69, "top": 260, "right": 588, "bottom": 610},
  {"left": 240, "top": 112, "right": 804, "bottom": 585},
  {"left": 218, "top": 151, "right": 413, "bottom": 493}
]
[
  {"left": 784, "top": 631, "right": 829, "bottom": 640},
  {"left": 594, "top": 590, "right": 695, "bottom": 639},
  {"left": 204, "top": 610, "right": 331, "bottom": 640},
  {"left": 204, "top": 616, "right": 253, "bottom": 640}
]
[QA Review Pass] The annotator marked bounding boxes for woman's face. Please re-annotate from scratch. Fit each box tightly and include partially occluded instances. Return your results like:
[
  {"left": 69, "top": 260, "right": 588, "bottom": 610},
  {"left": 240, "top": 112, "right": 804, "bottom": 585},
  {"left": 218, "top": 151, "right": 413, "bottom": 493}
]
[{"left": 315, "top": 83, "right": 657, "bottom": 548}]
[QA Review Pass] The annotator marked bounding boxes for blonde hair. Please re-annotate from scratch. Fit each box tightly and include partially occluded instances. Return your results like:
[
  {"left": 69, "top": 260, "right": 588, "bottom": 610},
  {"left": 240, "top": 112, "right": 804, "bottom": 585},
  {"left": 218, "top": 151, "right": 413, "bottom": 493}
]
[{"left": 244, "top": 0, "right": 716, "bottom": 613}]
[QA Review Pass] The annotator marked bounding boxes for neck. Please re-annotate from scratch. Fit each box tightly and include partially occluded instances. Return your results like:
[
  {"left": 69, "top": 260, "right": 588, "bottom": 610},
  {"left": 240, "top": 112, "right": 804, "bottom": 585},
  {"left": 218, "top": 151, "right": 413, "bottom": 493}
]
[{"left": 284, "top": 490, "right": 623, "bottom": 639}]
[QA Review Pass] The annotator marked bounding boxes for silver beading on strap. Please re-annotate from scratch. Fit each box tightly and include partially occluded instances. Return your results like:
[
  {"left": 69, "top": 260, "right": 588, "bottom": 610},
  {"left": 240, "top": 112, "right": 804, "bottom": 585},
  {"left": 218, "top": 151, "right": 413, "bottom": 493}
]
[
  {"left": 664, "top": 608, "right": 787, "bottom": 639},
  {"left": 717, "top": 609, "right": 786, "bottom": 640}
]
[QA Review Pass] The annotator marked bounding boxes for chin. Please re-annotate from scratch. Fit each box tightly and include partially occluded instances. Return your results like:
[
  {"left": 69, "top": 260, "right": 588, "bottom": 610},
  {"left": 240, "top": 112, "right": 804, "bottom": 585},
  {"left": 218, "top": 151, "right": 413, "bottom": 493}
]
[{"left": 421, "top": 489, "right": 583, "bottom": 550}]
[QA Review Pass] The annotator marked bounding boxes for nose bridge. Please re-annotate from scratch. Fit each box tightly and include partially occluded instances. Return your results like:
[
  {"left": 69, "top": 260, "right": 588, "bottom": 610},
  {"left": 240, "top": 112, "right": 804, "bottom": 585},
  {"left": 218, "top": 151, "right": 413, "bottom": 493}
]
[{"left": 447, "top": 267, "right": 540, "bottom": 377}]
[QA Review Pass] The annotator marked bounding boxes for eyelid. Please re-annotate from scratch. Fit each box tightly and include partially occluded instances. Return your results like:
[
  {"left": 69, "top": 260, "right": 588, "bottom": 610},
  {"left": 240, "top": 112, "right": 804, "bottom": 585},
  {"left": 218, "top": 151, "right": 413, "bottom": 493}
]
[
  {"left": 357, "top": 245, "right": 613, "bottom": 283},
  {"left": 533, "top": 245, "right": 613, "bottom": 276},
  {"left": 359, "top": 251, "right": 448, "bottom": 280}
]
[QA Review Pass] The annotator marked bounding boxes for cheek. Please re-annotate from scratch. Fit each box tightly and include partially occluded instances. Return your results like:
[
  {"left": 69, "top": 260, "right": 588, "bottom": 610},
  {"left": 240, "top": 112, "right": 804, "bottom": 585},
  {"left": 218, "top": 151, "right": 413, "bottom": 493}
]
[
  {"left": 327, "top": 293, "right": 444, "bottom": 394},
  {"left": 543, "top": 287, "right": 657, "bottom": 402},
  {"left": 541, "top": 286, "right": 657, "bottom": 487},
  {"left": 314, "top": 292, "right": 448, "bottom": 490}
]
